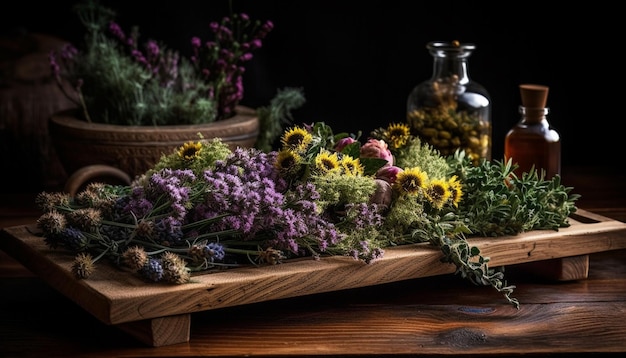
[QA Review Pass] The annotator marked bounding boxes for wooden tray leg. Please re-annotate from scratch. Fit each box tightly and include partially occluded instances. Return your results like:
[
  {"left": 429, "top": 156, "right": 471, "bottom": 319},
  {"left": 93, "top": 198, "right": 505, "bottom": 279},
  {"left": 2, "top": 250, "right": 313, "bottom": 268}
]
[
  {"left": 116, "top": 313, "right": 191, "bottom": 347},
  {"left": 516, "top": 254, "right": 589, "bottom": 281}
]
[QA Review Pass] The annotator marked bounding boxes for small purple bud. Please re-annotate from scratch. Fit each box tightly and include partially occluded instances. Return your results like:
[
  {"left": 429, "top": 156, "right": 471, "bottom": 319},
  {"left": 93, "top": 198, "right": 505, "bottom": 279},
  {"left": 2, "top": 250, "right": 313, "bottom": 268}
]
[{"left": 334, "top": 137, "right": 357, "bottom": 152}]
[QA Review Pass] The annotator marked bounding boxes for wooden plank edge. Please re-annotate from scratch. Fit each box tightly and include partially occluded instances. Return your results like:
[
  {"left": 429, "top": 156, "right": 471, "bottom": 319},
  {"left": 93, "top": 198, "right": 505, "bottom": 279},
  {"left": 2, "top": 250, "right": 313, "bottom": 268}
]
[
  {"left": 116, "top": 314, "right": 191, "bottom": 347},
  {"left": 513, "top": 255, "right": 590, "bottom": 281},
  {"left": 105, "top": 226, "right": 626, "bottom": 323},
  {"left": 2, "top": 211, "right": 626, "bottom": 325},
  {"left": 0, "top": 225, "right": 116, "bottom": 325}
]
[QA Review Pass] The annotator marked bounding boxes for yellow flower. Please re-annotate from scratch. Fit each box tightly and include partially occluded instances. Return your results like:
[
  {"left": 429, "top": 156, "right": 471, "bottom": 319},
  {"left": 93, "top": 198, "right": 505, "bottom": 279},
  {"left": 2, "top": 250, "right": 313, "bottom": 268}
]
[
  {"left": 275, "top": 149, "right": 302, "bottom": 172},
  {"left": 394, "top": 167, "right": 428, "bottom": 195},
  {"left": 384, "top": 123, "right": 411, "bottom": 150},
  {"left": 424, "top": 179, "right": 451, "bottom": 209},
  {"left": 447, "top": 175, "right": 463, "bottom": 207},
  {"left": 178, "top": 141, "right": 203, "bottom": 160},
  {"left": 340, "top": 155, "right": 364, "bottom": 176},
  {"left": 281, "top": 126, "right": 313, "bottom": 153},
  {"left": 314, "top": 150, "right": 341, "bottom": 175}
]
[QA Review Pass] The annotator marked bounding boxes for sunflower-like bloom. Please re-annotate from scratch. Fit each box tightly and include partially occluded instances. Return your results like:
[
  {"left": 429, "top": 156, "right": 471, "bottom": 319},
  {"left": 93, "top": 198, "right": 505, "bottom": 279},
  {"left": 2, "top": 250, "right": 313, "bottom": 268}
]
[
  {"left": 177, "top": 141, "right": 203, "bottom": 160},
  {"left": 384, "top": 123, "right": 411, "bottom": 150},
  {"left": 424, "top": 179, "right": 451, "bottom": 210},
  {"left": 275, "top": 149, "right": 302, "bottom": 173},
  {"left": 314, "top": 150, "right": 341, "bottom": 175},
  {"left": 394, "top": 167, "right": 428, "bottom": 195},
  {"left": 340, "top": 155, "right": 364, "bottom": 176},
  {"left": 447, "top": 175, "right": 463, "bottom": 207},
  {"left": 281, "top": 126, "right": 313, "bottom": 153}
]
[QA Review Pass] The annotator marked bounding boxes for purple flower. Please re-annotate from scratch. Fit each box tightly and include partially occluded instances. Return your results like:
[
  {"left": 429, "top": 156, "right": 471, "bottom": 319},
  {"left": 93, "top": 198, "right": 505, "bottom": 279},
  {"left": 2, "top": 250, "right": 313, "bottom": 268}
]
[
  {"left": 146, "top": 40, "right": 160, "bottom": 58},
  {"left": 155, "top": 217, "right": 184, "bottom": 245},
  {"left": 108, "top": 22, "right": 125, "bottom": 41},
  {"left": 348, "top": 241, "right": 385, "bottom": 264},
  {"left": 345, "top": 203, "right": 383, "bottom": 229},
  {"left": 334, "top": 137, "right": 357, "bottom": 152},
  {"left": 141, "top": 258, "right": 164, "bottom": 282},
  {"left": 376, "top": 165, "right": 403, "bottom": 184},
  {"left": 49, "top": 2, "right": 275, "bottom": 126},
  {"left": 124, "top": 197, "right": 154, "bottom": 218},
  {"left": 203, "top": 242, "right": 225, "bottom": 261},
  {"left": 191, "top": 12, "right": 274, "bottom": 120},
  {"left": 60, "top": 227, "right": 87, "bottom": 251}
]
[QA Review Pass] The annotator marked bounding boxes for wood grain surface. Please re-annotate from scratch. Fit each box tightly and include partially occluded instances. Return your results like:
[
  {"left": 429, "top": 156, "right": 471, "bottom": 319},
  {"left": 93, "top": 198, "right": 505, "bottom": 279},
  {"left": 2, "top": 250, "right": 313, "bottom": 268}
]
[
  {"left": 2, "top": 209, "right": 624, "bottom": 327},
  {"left": 1, "top": 248, "right": 625, "bottom": 356},
  {"left": 1, "top": 165, "right": 625, "bottom": 356}
]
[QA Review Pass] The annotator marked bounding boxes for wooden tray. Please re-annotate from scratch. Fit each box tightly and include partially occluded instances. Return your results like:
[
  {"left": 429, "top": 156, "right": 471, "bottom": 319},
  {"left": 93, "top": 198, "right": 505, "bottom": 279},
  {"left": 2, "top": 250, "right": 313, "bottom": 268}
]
[{"left": 1, "top": 209, "right": 625, "bottom": 347}]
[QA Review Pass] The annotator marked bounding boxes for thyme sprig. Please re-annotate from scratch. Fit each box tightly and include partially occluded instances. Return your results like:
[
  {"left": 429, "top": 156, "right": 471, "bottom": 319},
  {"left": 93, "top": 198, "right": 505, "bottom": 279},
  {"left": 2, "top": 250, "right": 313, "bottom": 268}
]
[{"left": 448, "top": 151, "right": 580, "bottom": 237}]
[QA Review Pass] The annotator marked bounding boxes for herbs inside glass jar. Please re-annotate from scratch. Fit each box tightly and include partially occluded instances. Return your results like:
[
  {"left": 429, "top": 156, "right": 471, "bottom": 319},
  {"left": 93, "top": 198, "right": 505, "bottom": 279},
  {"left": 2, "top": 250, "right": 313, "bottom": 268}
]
[{"left": 406, "top": 41, "right": 491, "bottom": 165}]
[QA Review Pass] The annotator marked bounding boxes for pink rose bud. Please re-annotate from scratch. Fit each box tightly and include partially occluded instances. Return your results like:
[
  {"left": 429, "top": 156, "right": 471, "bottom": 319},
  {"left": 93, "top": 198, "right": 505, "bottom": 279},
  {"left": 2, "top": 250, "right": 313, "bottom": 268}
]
[
  {"left": 360, "top": 139, "right": 394, "bottom": 166},
  {"left": 334, "top": 137, "right": 357, "bottom": 152},
  {"left": 376, "top": 165, "right": 403, "bottom": 184}
]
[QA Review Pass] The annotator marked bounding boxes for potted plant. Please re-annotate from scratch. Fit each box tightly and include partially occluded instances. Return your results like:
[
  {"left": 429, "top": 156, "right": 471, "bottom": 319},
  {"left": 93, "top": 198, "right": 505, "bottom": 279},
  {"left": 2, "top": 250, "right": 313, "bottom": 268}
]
[{"left": 48, "top": 0, "right": 304, "bottom": 190}]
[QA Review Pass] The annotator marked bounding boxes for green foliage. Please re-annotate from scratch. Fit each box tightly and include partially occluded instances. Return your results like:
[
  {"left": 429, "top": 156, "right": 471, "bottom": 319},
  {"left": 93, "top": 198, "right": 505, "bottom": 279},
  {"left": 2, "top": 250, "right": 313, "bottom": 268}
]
[
  {"left": 75, "top": 38, "right": 215, "bottom": 125},
  {"left": 391, "top": 150, "right": 580, "bottom": 309},
  {"left": 368, "top": 144, "right": 580, "bottom": 309},
  {"left": 53, "top": 0, "right": 280, "bottom": 128},
  {"left": 448, "top": 151, "right": 580, "bottom": 237},
  {"left": 394, "top": 136, "right": 449, "bottom": 179},
  {"left": 146, "top": 137, "right": 232, "bottom": 176},
  {"left": 312, "top": 173, "right": 377, "bottom": 211},
  {"left": 60, "top": 0, "right": 215, "bottom": 125},
  {"left": 255, "top": 87, "right": 307, "bottom": 152}
]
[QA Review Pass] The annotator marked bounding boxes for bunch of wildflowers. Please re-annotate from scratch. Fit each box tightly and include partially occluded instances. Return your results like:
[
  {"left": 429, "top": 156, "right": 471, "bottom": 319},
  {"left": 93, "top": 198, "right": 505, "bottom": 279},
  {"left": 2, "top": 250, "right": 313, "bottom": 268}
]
[
  {"left": 48, "top": 0, "right": 274, "bottom": 126},
  {"left": 35, "top": 136, "right": 358, "bottom": 283},
  {"left": 34, "top": 120, "right": 580, "bottom": 308},
  {"left": 191, "top": 12, "right": 274, "bottom": 120}
]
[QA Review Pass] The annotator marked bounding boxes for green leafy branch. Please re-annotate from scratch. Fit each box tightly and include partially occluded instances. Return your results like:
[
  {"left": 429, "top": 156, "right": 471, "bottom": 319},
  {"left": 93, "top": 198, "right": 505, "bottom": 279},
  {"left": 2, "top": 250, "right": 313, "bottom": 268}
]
[
  {"left": 408, "top": 211, "right": 519, "bottom": 308},
  {"left": 447, "top": 151, "right": 579, "bottom": 237}
]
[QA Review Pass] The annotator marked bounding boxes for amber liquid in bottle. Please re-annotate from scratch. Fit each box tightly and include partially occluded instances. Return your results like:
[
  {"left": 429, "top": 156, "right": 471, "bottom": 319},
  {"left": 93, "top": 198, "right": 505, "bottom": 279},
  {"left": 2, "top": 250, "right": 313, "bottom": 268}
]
[{"left": 504, "top": 106, "right": 561, "bottom": 179}]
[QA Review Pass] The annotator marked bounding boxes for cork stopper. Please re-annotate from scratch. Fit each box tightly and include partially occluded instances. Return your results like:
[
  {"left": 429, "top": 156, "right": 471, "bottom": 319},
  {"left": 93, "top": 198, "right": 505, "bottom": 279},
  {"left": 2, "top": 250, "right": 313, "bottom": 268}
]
[{"left": 520, "top": 84, "right": 549, "bottom": 108}]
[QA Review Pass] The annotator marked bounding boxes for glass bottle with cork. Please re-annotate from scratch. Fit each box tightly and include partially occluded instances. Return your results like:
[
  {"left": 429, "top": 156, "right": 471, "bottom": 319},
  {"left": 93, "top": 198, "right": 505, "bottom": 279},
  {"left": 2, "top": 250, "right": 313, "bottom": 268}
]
[{"left": 504, "top": 84, "right": 560, "bottom": 179}]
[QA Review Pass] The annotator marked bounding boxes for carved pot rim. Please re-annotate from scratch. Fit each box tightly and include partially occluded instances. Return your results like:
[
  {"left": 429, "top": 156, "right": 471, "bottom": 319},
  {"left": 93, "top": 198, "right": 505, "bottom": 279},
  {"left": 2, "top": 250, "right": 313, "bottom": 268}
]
[
  {"left": 49, "top": 105, "right": 259, "bottom": 140},
  {"left": 49, "top": 105, "right": 260, "bottom": 184}
]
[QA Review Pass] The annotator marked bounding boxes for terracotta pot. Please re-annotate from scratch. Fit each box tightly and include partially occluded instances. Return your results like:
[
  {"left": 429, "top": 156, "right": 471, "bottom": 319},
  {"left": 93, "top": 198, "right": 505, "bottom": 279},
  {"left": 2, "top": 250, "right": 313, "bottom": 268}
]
[{"left": 49, "top": 106, "right": 259, "bottom": 194}]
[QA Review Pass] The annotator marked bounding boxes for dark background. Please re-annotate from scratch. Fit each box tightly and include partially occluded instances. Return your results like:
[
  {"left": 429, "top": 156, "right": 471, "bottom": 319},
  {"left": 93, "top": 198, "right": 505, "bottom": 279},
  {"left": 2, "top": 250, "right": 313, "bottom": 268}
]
[{"left": 1, "top": 0, "right": 622, "bottom": 192}]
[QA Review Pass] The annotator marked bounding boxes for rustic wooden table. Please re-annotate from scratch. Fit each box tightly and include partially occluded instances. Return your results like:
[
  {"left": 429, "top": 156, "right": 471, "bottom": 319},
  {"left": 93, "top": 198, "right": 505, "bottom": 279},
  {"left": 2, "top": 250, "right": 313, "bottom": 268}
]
[{"left": 1, "top": 165, "right": 625, "bottom": 357}]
